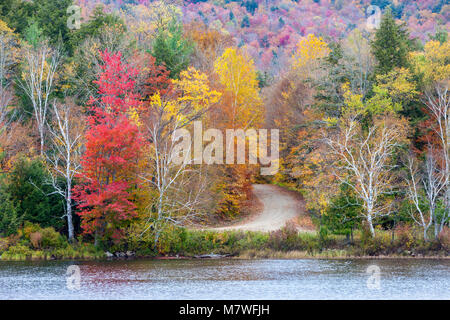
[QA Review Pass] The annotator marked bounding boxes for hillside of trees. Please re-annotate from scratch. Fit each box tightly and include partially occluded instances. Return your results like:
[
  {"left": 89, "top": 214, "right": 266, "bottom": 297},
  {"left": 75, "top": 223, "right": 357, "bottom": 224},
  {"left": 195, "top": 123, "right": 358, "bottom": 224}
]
[{"left": 0, "top": 0, "right": 448, "bottom": 258}]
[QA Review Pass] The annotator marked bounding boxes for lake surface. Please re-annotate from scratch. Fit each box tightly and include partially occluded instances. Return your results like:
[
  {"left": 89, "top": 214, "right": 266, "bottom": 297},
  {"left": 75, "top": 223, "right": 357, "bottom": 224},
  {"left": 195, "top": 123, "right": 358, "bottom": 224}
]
[{"left": 0, "top": 258, "right": 449, "bottom": 299}]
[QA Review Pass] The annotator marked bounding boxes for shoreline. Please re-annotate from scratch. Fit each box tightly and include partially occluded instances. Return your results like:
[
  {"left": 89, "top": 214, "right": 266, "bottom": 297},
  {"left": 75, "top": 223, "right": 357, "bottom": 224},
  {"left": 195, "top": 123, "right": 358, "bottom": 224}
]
[{"left": 1, "top": 251, "right": 449, "bottom": 262}]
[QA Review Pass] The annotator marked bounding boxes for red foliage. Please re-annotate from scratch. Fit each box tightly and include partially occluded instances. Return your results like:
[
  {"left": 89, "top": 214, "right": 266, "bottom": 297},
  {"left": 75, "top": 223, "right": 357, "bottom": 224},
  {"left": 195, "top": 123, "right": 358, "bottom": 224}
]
[
  {"left": 73, "top": 50, "right": 144, "bottom": 243},
  {"left": 87, "top": 50, "right": 140, "bottom": 124},
  {"left": 142, "top": 55, "right": 172, "bottom": 97}
]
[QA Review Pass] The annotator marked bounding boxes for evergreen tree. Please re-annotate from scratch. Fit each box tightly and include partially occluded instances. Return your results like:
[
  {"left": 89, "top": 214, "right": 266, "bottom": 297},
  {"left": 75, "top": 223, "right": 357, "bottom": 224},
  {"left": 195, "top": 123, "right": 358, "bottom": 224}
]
[
  {"left": 322, "top": 185, "right": 362, "bottom": 241},
  {"left": 371, "top": 7, "right": 410, "bottom": 76},
  {"left": 4, "top": 158, "right": 64, "bottom": 229},
  {"left": 69, "top": 5, "right": 124, "bottom": 51},
  {"left": 0, "top": 0, "right": 34, "bottom": 37},
  {"left": 241, "top": 15, "right": 250, "bottom": 28},
  {"left": 0, "top": 182, "right": 21, "bottom": 236},
  {"left": 151, "top": 19, "right": 193, "bottom": 79}
]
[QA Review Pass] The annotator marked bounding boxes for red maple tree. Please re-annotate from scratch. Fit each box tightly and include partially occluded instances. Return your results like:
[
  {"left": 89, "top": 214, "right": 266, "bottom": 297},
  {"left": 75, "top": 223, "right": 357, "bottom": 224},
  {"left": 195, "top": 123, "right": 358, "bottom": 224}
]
[{"left": 73, "top": 50, "right": 143, "bottom": 244}]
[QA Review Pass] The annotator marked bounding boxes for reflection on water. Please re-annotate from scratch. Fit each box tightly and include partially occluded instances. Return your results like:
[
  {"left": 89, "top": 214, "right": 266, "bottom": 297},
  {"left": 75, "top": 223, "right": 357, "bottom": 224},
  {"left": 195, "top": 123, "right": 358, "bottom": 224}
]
[{"left": 0, "top": 259, "right": 448, "bottom": 299}]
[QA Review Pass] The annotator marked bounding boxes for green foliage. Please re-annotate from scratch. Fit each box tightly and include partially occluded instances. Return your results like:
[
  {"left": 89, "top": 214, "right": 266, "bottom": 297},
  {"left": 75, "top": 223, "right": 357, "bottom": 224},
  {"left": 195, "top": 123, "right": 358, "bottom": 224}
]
[
  {"left": 0, "top": 181, "right": 21, "bottom": 236},
  {"left": 1, "top": 240, "right": 104, "bottom": 260},
  {"left": 256, "top": 70, "right": 272, "bottom": 88},
  {"left": 323, "top": 188, "right": 362, "bottom": 237},
  {"left": 40, "top": 227, "right": 66, "bottom": 249},
  {"left": 429, "top": 27, "right": 448, "bottom": 44},
  {"left": 0, "top": 0, "right": 73, "bottom": 51},
  {"left": 23, "top": 20, "right": 44, "bottom": 48},
  {"left": 33, "top": 0, "right": 73, "bottom": 48},
  {"left": 69, "top": 5, "right": 125, "bottom": 51},
  {"left": 0, "top": 222, "right": 104, "bottom": 260},
  {"left": 151, "top": 19, "right": 193, "bottom": 79},
  {"left": 1, "top": 243, "right": 33, "bottom": 260},
  {"left": 371, "top": 7, "right": 411, "bottom": 76},
  {"left": 314, "top": 41, "right": 346, "bottom": 117},
  {"left": 4, "top": 158, "right": 64, "bottom": 229},
  {"left": 0, "top": 0, "right": 34, "bottom": 36}
]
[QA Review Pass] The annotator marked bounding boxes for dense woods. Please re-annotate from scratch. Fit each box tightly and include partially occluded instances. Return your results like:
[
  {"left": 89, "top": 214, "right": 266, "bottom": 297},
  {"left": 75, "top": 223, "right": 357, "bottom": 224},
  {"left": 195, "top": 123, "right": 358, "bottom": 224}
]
[{"left": 0, "top": 0, "right": 449, "bottom": 259}]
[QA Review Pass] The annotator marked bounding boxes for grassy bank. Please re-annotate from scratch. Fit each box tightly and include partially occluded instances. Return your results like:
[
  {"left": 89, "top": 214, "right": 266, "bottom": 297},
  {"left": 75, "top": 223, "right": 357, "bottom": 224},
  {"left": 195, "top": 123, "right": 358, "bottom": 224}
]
[
  {"left": 145, "top": 224, "right": 449, "bottom": 259},
  {"left": 0, "top": 223, "right": 104, "bottom": 261},
  {"left": 1, "top": 223, "right": 449, "bottom": 261}
]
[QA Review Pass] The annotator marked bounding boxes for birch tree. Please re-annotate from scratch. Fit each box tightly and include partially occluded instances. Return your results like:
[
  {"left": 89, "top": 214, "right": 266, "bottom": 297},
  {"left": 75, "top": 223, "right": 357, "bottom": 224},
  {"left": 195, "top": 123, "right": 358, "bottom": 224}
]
[
  {"left": 18, "top": 40, "right": 61, "bottom": 156},
  {"left": 423, "top": 81, "right": 450, "bottom": 236},
  {"left": 46, "top": 100, "right": 84, "bottom": 242},
  {"left": 325, "top": 114, "right": 408, "bottom": 237},
  {"left": 139, "top": 67, "right": 221, "bottom": 245},
  {"left": 343, "top": 28, "right": 374, "bottom": 98},
  {"left": 141, "top": 116, "right": 209, "bottom": 245},
  {"left": 405, "top": 151, "right": 445, "bottom": 240}
]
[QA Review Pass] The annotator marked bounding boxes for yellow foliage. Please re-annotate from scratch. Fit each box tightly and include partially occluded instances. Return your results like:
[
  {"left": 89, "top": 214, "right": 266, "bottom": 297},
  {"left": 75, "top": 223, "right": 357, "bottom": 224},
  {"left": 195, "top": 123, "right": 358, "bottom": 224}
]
[
  {"left": 376, "top": 67, "right": 419, "bottom": 103},
  {"left": 148, "top": 67, "right": 221, "bottom": 122},
  {"left": 411, "top": 38, "right": 450, "bottom": 84},
  {"left": 173, "top": 67, "right": 221, "bottom": 113},
  {"left": 214, "top": 47, "right": 263, "bottom": 127},
  {"left": 291, "top": 34, "right": 330, "bottom": 71}
]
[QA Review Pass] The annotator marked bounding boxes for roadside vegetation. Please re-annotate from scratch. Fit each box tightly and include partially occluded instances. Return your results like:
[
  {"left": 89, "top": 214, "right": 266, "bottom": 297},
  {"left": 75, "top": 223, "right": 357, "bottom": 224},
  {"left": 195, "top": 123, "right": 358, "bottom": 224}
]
[
  {"left": 0, "top": 1, "right": 448, "bottom": 260},
  {"left": 1, "top": 222, "right": 448, "bottom": 260}
]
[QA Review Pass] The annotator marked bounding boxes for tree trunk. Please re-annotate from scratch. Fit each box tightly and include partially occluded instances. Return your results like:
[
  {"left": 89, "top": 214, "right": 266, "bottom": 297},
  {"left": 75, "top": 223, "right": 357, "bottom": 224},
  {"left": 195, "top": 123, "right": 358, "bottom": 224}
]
[
  {"left": 66, "top": 185, "right": 74, "bottom": 243},
  {"left": 434, "top": 215, "right": 439, "bottom": 239},
  {"left": 40, "top": 130, "right": 44, "bottom": 156},
  {"left": 367, "top": 214, "right": 375, "bottom": 238}
]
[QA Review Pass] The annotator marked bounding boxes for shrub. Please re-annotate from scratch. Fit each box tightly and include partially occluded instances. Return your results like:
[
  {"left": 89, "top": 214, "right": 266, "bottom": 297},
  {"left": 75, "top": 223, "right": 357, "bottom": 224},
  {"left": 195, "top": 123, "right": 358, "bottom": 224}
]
[
  {"left": 22, "top": 222, "right": 41, "bottom": 239},
  {"left": 298, "top": 232, "right": 320, "bottom": 253},
  {"left": 0, "top": 237, "right": 9, "bottom": 252},
  {"left": 395, "top": 224, "right": 415, "bottom": 249},
  {"left": 41, "top": 227, "right": 67, "bottom": 249},
  {"left": 157, "top": 225, "right": 184, "bottom": 255},
  {"left": 29, "top": 232, "right": 42, "bottom": 249},
  {"left": 268, "top": 222, "right": 300, "bottom": 251},
  {"left": 2, "top": 243, "right": 33, "bottom": 260},
  {"left": 373, "top": 231, "right": 392, "bottom": 253}
]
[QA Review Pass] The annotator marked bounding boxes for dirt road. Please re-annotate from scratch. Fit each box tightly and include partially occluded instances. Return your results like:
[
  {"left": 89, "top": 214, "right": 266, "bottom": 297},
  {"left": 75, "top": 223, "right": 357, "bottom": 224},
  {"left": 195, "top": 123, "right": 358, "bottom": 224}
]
[{"left": 213, "top": 184, "right": 308, "bottom": 232}]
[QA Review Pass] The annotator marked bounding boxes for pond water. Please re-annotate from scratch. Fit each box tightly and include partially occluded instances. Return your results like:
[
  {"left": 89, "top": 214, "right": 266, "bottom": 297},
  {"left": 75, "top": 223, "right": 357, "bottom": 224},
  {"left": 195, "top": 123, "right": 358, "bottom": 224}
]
[{"left": 0, "top": 258, "right": 448, "bottom": 299}]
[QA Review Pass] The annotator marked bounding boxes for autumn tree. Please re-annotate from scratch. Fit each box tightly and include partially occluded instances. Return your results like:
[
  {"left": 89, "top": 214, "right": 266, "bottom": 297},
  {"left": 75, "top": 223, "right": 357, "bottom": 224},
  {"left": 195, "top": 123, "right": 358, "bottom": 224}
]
[
  {"left": 121, "top": 1, "right": 182, "bottom": 50},
  {"left": 185, "top": 22, "right": 234, "bottom": 73},
  {"left": 213, "top": 47, "right": 264, "bottom": 216},
  {"left": 324, "top": 87, "right": 409, "bottom": 237},
  {"left": 214, "top": 47, "right": 263, "bottom": 128},
  {"left": 422, "top": 81, "right": 449, "bottom": 237},
  {"left": 73, "top": 50, "right": 143, "bottom": 245},
  {"left": 46, "top": 99, "right": 85, "bottom": 242},
  {"left": 413, "top": 38, "right": 450, "bottom": 238},
  {"left": 140, "top": 54, "right": 172, "bottom": 98},
  {"left": 17, "top": 36, "right": 61, "bottom": 156},
  {"left": 140, "top": 67, "right": 221, "bottom": 245},
  {"left": 342, "top": 29, "right": 375, "bottom": 99},
  {"left": 291, "top": 34, "right": 330, "bottom": 79},
  {"left": 326, "top": 113, "right": 408, "bottom": 237},
  {"left": 405, "top": 151, "right": 445, "bottom": 240}
]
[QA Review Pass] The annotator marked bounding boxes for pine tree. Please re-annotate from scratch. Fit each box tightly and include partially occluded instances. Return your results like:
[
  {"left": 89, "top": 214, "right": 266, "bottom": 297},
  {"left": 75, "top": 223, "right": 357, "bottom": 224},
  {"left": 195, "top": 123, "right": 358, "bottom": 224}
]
[
  {"left": 151, "top": 19, "right": 193, "bottom": 79},
  {"left": 371, "top": 7, "right": 410, "bottom": 75}
]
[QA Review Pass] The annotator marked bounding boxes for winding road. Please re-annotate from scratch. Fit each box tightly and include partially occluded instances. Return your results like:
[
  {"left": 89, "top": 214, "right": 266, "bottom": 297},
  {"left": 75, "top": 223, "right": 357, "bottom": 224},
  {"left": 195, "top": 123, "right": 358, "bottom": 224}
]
[{"left": 213, "top": 184, "right": 307, "bottom": 232}]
